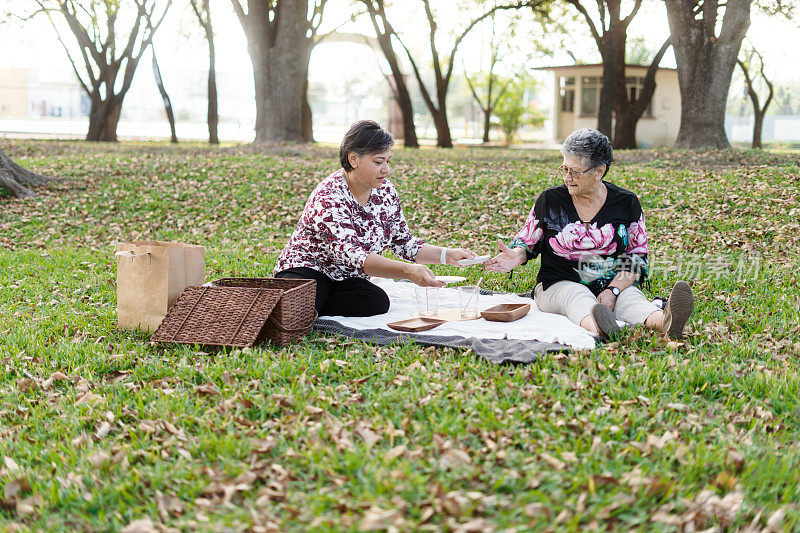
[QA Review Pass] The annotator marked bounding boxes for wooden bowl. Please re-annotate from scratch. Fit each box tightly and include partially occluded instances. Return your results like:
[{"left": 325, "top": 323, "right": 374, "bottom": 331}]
[
  {"left": 387, "top": 317, "right": 446, "bottom": 332},
  {"left": 480, "top": 303, "right": 531, "bottom": 322}
]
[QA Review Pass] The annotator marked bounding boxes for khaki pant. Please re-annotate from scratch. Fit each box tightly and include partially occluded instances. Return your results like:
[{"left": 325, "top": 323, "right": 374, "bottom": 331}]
[{"left": 534, "top": 281, "right": 658, "bottom": 326}]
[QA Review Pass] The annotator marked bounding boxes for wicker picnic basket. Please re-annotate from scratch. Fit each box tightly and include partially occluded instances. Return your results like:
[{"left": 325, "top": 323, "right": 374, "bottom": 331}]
[
  {"left": 150, "top": 286, "right": 283, "bottom": 347},
  {"left": 211, "top": 278, "right": 317, "bottom": 345}
]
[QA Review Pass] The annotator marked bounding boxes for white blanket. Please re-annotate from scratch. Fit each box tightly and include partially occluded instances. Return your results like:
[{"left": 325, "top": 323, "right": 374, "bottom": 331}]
[{"left": 321, "top": 278, "right": 598, "bottom": 350}]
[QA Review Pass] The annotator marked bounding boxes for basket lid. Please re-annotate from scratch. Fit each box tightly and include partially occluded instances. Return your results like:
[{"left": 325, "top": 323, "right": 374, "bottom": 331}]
[{"left": 151, "top": 286, "right": 283, "bottom": 347}]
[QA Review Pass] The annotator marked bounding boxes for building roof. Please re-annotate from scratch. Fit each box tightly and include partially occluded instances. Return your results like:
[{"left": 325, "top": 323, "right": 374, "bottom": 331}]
[{"left": 532, "top": 63, "right": 677, "bottom": 72}]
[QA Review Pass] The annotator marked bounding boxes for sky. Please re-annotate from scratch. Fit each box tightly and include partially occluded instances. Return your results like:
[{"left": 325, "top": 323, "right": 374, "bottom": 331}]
[{"left": 0, "top": 0, "right": 798, "bottom": 132}]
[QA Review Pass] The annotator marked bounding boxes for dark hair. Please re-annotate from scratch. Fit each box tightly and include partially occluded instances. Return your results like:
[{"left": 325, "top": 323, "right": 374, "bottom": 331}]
[
  {"left": 339, "top": 120, "right": 394, "bottom": 171},
  {"left": 560, "top": 128, "right": 614, "bottom": 178}
]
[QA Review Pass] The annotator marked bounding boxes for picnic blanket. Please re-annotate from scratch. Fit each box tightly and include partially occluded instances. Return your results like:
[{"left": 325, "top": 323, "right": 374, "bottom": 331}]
[{"left": 313, "top": 278, "right": 601, "bottom": 364}]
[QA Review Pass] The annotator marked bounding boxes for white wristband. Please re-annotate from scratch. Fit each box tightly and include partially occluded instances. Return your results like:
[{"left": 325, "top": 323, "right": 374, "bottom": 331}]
[{"left": 440, "top": 247, "right": 448, "bottom": 265}]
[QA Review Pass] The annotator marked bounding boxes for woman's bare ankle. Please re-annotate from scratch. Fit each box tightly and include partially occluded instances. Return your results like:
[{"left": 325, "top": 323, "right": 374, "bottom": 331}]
[
  {"left": 645, "top": 310, "right": 664, "bottom": 331},
  {"left": 580, "top": 315, "right": 600, "bottom": 335}
]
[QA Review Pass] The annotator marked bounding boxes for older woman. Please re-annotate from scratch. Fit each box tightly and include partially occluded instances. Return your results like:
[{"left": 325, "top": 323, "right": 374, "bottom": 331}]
[
  {"left": 485, "top": 128, "right": 693, "bottom": 339},
  {"left": 275, "top": 120, "right": 475, "bottom": 317}
]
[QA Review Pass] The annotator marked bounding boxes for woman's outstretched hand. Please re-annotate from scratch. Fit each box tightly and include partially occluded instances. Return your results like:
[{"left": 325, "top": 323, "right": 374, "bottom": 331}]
[
  {"left": 445, "top": 248, "right": 476, "bottom": 266},
  {"left": 484, "top": 239, "right": 526, "bottom": 273},
  {"left": 408, "top": 263, "right": 445, "bottom": 287}
]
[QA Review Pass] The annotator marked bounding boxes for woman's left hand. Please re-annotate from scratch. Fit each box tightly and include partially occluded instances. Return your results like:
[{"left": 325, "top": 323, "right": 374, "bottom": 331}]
[
  {"left": 597, "top": 289, "right": 616, "bottom": 311},
  {"left": 445, "top": 248, "right": 476, "bottom": 266}
]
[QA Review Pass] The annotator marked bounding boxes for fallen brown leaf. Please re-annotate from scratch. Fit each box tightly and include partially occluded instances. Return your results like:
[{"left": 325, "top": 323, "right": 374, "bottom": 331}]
[
  {"left": 438, "top": 449, "right": 471, "bottom": 469},
  {"left": 16, "top": 378, "right": 36, "bottom": 393},
  {"left": 539, "top": 452, "right": 565, "bottom": 470},
  {"left": 4, "top": 477, "right": 30, "bottom": 501},
  {"left": 193, "top": 383, "right": 218, "bottom": 396},
  {"left": 120, "top": 518, "right": 157, "bottom": 533}
]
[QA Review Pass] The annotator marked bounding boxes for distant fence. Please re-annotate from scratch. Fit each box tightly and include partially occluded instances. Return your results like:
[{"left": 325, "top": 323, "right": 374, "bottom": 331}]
[
  {"left": 1, "top": 88, "right": 551, "bottom": 144},
  {"left": 726, "top": 114, "right": 800, "bottom": 144}
]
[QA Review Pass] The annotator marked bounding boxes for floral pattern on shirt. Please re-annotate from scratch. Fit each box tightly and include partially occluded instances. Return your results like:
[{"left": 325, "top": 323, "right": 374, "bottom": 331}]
[
  {"left": 510, "top": 206, "right": 543, "bottom": 254},
  {"left": 508, "top": 182, "right": 648, "bottom": 295},
  {"left": 275, "top": 169, "right": 424, "bottom": 280},
  {"left": 549, "top": 221, "right": 618, "bottom": 261},
  {"left": 626, "top": 214, "right": 648, "bottom": 255}
]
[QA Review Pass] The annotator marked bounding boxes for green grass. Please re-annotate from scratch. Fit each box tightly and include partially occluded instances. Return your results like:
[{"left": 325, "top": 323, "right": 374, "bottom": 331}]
[{"left": 1, "top": 139, "right": 800, "bottom": 531}]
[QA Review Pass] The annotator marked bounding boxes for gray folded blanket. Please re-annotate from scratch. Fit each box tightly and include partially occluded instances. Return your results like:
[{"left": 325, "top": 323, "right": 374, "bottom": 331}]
[{"left": 313, "top": 318, "right": 569, "bottom": 365}]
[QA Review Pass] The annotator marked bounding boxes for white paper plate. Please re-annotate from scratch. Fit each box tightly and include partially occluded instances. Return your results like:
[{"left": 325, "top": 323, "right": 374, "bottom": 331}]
[
  {"left": 435, "top": 275, "right": 467, "bottom": 285},
  {"left": 457, "top": 255, "right": 491, "bottom": 266}
]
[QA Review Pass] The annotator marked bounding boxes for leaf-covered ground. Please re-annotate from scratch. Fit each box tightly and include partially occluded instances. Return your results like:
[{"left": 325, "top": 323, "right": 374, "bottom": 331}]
[{"left": 1, "top": 140, "right": 799, "bottom": 531}]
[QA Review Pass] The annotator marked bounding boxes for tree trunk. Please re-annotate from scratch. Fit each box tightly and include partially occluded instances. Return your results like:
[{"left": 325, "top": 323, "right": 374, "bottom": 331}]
[
  {"left": 242, "top": 0, "right": 313, "bottom": 145},
  {"left": 393, "top": 75, "right": 419, "bottom": 148},
  {"left": 483, "top": 108, "right": 492, "bottom": 143},
  {"left": 431, "top": 107, "right": 453, "bottom": 148},
  {"left": 152, "top": 50, "right": 178, "bottom": 143},
  {"left": 672, "top": 48, "right": 737, "bottom": 148},
  {"left": 364, "top": 3, "right": 419, "bottom": 148},
  {"left": 86, "top": 97, "right": 122, "bottom": 142},
  {"left": 665, "top": 0, "right": 752, "bottom": 149},
  {"left": 302, "top": 78, "right": 314, "bottom": 142},
  {"left": 598, "top": 35, "right": 623, "bottom": 137},
  {"left": 737, "top": 52, "right": 774, "bottom": 150},
  {"left": 208, "top": 39, "right": 219, "bottom": 144},
  {"left": 193, "top": 0, "right": 219, "bottom": 144},
  {"left": 0, "top": 148, "right": 50, "bottom": 199},
  {"left": 613, "top": 39, "right": 671, "bottom": 149},
  {"left": 614, "top": 113, "right": 637, "bottom": 148},
  {"left": 595, "top": 0, "right": 627, "bottom": 138},
  {"left": 752, "top": 112, "right": 763, "bottom": 148}
]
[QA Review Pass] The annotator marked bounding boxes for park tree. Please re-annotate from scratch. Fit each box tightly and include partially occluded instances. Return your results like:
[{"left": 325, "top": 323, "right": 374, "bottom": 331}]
[
  {"left": 612, "top": 37, "right": 671, "bottom": 148},
  {"left": 737, "top": 45, "right": 774, "bottom": 149},
  {"left": 463, "top": 11, "right": 539, "bottom": 143},
  {"left": 464, "top": 40, "right": 508, "bottom": 144},
  {"left": 561, "top": 0, "right": 669, "bottom": 148},
  {"left": 0, "top": 149, "right": 51, "bottom": 199},
  {"left": 774, "top": 86, "right": 800, "bottom": 115},
  {"left": 231, "top": 0, "right": 327, "bottom": 144},
  {"left": 190, "top": 0, "right": 219, "bottom": 144},
  {"left": 34, "top": 0, "right": 171, "bottom": 142},
  {"left": 148, "top": 28, "right": 178, "bottom": 143},
  {"left": 663, "top": 0, "right": 751, "bottom": 148},
  {"left": 562, "top": 0, "right": 641, "bottom": 139},
  {"left": 492, "top": 76, "right": 545, "bottom": 143},
  {"left": 360, "top": 0, "right": 420, "bottom": 148},
  {"left": 362, "top": 0, "right": 548, "bottom": 148}
]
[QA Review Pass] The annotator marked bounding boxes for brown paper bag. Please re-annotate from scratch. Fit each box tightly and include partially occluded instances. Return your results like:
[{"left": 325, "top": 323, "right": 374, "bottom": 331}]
[{"left": 116, "top": 240, "right": 205, "bottom": 332}]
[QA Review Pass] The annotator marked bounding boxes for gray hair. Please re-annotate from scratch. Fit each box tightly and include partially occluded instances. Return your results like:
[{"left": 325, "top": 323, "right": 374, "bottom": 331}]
[{"left": 560, "top": 128, "right": 613, "bottom": 177}]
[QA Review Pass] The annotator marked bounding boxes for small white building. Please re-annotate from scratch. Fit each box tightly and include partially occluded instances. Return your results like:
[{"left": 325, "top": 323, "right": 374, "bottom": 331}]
[{"left": 538, "top": 64, "right": 681, "bottom": 147}]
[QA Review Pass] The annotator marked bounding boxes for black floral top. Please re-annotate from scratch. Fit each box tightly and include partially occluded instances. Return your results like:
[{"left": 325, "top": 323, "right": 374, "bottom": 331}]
[{"left": 510, "top": 181, "right": 648, "bottom": 295}]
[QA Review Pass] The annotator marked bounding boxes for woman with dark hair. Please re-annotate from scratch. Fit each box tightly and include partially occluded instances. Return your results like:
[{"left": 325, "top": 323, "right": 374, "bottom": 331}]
[
  {"left": 275, "top": 120, "right": 475, "bottom": 317},
  {"left": 485, "top": 128, "right": 694, "bottom": 339}
]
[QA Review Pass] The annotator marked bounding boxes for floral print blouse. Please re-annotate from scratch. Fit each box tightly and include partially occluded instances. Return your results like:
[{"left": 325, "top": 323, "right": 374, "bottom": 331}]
[
  {"left": 510, "top": 181, "right": 648, "bottom": 295},
  {"left": 275, "top": 169, "right": 424, "bottom": 280}
]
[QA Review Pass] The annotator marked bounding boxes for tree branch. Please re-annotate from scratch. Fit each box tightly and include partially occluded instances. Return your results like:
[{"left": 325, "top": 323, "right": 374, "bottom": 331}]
[
  {"left": 445, "top": 1, "right": 544, "bottom": 91},
  {"left": 421, "top": 0, "right": 444, "bottom": 89},
  {"left": 622, "top": 0, "right": 644, "bottom": 27},
  {"left": 396, "top": 31, "right": 438, "bottom": 113},
  {"left": 563, "top": 0, "right": 603, "bottom": 48}
]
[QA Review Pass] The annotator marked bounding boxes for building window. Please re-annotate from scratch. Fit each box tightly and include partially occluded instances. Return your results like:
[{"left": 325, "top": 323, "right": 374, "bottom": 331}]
[
  {"left": 578, "top": 75, "right": 655, "bottom": 117},
  {"left": 625, "top": 76, "right": 654, "bottom": 117},
  {"left": 581, "top": 76, "right": 601, "bottom": 115},
  {"left": 559, "top": 76, "right": 575, "bottom": 112}
]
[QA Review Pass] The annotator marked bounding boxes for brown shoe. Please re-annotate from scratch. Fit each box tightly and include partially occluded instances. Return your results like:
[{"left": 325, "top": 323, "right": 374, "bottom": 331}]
[
  {"left": 662, "top": 281, "right": 694, "bottom": 338},
  {"left": 591, "top": 303, "right": 621, "bottom": 340}
]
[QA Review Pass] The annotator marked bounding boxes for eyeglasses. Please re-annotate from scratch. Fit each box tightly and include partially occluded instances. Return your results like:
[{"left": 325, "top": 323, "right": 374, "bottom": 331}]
[{"left": 558, "top": 165, "right": 595, "bottom": 179}]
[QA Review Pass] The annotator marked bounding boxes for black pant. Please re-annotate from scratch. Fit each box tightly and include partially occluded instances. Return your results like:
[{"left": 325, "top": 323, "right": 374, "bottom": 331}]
[{"left": 274, "top": 267, "right": 390, "bottom": 317}]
